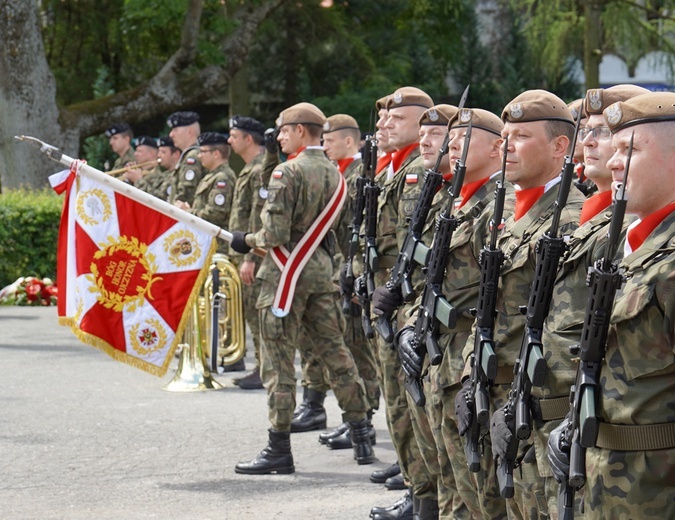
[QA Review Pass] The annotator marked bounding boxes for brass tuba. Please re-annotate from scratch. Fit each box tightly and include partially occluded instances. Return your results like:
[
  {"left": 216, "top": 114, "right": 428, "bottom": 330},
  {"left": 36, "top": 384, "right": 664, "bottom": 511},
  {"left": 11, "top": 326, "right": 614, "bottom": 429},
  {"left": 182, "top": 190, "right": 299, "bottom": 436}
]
[{"left": 202, "top": 253, "right": 246, "bottom": 372}]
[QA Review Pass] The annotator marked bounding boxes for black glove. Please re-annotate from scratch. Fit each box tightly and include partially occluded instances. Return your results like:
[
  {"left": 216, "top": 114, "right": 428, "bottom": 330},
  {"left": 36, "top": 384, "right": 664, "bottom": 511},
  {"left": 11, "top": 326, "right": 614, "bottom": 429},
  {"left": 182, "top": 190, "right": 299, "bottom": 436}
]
[
  {"left": 454, "top": 378, "right": 474, "bottom": 437},
  {"left": 395, "top": 326, "right": 422, "bottom": 379},
  {"left": 490, "top": 406, "right": 513, "bottom": 462},
  {"left": 230, "top": 231, "right": 251, "bottom": 254},
  {"left": 264, "top": 128, "right": 279, "bottom": 154},
  {"left": 339, "top": 264, "right": 353, "bottom": 296},
  {"left": 548, "top": 418, "right": 572, "bottom": 484},
  {"left": 371, "top": 284, "right": 403, "bottom": 316}
]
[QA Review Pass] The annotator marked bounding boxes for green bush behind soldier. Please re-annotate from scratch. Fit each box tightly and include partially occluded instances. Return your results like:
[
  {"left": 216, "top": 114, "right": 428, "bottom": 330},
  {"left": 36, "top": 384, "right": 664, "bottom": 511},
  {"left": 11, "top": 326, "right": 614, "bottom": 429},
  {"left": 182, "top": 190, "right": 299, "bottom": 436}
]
[
  {"left": 229, "top": 102, "right": 373, "bottom": 475},
  {"left": 548, "top": 91, "right": 675, "bottom": 519},
  {"left": 227, "top": 115, "right": 268, "bottom": 389},
  {"left": 454, "top": 90, "right": 584, "bottom": 520},
  {"left": 105, "top": 122, "right": 135, "bottom": 170},
  {"left": 173, "top": 132, "right": 236, "bottom": 255},
  {"left": 167, "top": 111, "right": 204, "bottom": 206}
]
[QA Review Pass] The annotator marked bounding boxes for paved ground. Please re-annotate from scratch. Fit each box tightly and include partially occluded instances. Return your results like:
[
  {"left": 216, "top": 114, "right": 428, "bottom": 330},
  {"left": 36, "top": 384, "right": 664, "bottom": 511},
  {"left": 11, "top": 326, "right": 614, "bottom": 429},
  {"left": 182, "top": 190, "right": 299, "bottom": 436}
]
[{"left": 0, "top": 306, "right": 404, "bottom": 520}]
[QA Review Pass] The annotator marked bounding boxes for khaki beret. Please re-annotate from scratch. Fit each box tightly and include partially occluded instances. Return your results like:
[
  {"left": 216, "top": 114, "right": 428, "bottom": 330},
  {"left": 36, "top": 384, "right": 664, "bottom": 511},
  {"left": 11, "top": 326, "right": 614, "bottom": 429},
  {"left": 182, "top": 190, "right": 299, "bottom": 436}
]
[
  {"left": 604, "top": 91, "right": 675, "bottom": 133},
  {"left": 386, "top": 86, "right": 433, "bottom": 110},
  {"left": 449, "top": 108, "right": 504, "bottom": 136},
  {"left": 376, "top": 95, "right": 390, "bottom": 111},
  {"left": 501, "top": 89, "right": 574, "bottom": 125},
  {"left": 418, "top": 104, "right": 458, "bottom": 126},
  {"left": 323, "top": 114, "right": 360, "bottom": 133},
  {"left": 567, "top": 99, "right": 584, "bottom": 121},
  {"left": 585, "top": 84, "right": 651, "bottom": 115},
  {"left": 275, "top": 102, "right": 326, "bottom": 128}
]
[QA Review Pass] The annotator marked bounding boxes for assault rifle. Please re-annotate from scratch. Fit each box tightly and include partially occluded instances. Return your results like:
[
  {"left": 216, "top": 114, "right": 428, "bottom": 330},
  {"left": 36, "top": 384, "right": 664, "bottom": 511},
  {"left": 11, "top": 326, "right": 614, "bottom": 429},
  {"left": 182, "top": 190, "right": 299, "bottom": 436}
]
[
  {"left": 496, "top": 108, "right": 583, "bottom": 499},
  {"left": 356, "top": 137, "right": 380, "bottom": 339},
  {"left": 557, "top": 134, "right": 633, "bottom": 520},
  {"left": 342, "top": 136, "right": 374, "bottom": 315},
  {"left": 462, "top": 137, "right": 508, "bottom": 472},
  {"left": 404, "top": 119, "right": 473, "bottom": 407},
  {"left": 374, "top": 85, "right": 470, "bottom": 343}
]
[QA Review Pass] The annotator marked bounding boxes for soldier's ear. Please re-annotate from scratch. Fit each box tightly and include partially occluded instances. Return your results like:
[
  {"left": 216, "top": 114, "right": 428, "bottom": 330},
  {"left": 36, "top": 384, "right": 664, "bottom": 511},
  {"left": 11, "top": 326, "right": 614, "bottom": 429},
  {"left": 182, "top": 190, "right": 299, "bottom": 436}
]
[{"left": 552, "top": 134, "right": 570, "bottom": 159}]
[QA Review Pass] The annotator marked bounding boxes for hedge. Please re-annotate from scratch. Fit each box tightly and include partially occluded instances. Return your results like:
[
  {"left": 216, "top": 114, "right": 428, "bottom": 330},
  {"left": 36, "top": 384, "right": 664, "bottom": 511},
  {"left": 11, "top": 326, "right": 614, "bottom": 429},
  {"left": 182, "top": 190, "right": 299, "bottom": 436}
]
[{"left": 0, "top": 188, "right": 63, "bottom": 289}]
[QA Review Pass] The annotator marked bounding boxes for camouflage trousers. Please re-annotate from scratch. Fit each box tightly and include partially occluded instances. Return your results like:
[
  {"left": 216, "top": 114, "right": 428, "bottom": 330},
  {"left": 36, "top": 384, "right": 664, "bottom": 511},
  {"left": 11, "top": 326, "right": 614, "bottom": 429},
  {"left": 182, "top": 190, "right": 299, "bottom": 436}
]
[
  {"left": 583, "top": 446, "right": 675, "bottom": 519},
  {"left": 300, "top": 301, "right": 381, "bottom": 411},
  {"left": 242, "top": 275, "right": 262, "bottom": 369},
  {"left": 375, "top": 331, "right": 435, "bottom": 498},
  {"left": 258, "top": 288, "right": 368, "bottom": 432},
  {"left": 426, "top": 372, "right": 500, "bottom": 519}
]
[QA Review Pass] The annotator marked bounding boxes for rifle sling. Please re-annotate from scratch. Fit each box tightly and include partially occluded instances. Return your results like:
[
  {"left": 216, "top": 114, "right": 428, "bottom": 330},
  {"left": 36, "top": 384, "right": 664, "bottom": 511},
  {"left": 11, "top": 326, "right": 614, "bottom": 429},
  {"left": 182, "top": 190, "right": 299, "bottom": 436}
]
[
  {"left": 596, "top": 421, "right": 675, "bottom": 451},
  {"left": 530, "top": 396, "right": 569, "bottom": 422}
]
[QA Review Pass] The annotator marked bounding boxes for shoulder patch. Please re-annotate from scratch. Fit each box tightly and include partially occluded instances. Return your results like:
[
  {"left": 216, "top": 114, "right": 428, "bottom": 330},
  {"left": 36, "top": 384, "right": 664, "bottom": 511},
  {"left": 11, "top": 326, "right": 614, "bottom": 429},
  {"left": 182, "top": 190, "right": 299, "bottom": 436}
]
[
  {"left": 185, "top": 170, "right": 195, "bottom": 181},
  {"left": 273, "top": 170, "right": 284, "bottom": 179},
  {"left": 214, "top": 194, "right": 225, "bottom": 206},
  {"left": 405, "top": 173, "right": 418, "bottom": 184},
  {"left": 216, "top": 181, "right": 227, "bottom": 188},
  {"left": 186, "top": 157, "right": 196, "bottom": 165}
]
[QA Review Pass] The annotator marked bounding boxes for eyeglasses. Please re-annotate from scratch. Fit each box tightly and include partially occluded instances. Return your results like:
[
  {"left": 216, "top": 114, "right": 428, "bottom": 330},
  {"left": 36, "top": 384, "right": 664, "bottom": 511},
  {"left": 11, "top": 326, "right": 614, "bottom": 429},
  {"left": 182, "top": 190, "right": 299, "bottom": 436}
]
[
  {"left": 579, "top": 126, "right": 612, "bottom": 142},
  {"left": 198, "top": 148, "right": 215, "bottom": 155}
]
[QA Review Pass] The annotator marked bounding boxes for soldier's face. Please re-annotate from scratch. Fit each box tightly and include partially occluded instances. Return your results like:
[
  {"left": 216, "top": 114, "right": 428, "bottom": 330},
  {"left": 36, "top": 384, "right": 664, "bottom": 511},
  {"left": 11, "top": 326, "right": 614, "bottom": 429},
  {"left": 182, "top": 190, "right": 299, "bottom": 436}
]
[
  {"left": 450, "top": 127, "right": 501, "bottom": 183},
  {"left": 198, "top": 147, "right": 218, "bottom": 171},
  {"left": 169, "top": 125, "right": 193, "bottom": 151},
  {"left": 385, "top": 106, "right": 423, "bottom": 150},
  {"left": 109, "top": 134, "right": 130, "bottom": 155},
  {"left": 228, "top": 129, "right": 247, "bottom": 156},
  {"left": 134, "top": 145, "right": 158, "bottom": 168},
  {"left": 609, "top": 124, "right": 675, "bottom": 220},
  {"left": 278, "top": 124, "right": 301, "bottom": 155},
  {"left": 323, "top": 132, "right": 350, "bottom": 161},
  {"left": 582, "top": 114, "right": 614, "bottom": 192},
  {"left": 158, "top": 146, "right": 179, "bottom": 170},
  {"left": 419, "top": 125, "right": 449, "bottom": 172},
  {"left": 500, "top": 121, "right": 560, "bottom": 190}
]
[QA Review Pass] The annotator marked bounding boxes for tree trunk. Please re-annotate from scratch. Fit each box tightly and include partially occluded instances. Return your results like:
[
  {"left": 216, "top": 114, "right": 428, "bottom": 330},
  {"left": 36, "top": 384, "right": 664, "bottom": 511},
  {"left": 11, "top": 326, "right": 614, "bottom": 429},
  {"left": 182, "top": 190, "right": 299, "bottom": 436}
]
[{"left": 583, "top": 0, "right": 604, "bottom": 89}]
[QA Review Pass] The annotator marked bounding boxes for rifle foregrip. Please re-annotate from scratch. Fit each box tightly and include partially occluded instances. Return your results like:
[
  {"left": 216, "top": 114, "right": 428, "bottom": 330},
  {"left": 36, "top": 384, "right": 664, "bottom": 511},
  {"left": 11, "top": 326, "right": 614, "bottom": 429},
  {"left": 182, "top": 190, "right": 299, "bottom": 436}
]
[
  {"left": 374, "top": 315, "right": 395, "bottom": 344},
  {"left": 404, "top": 375, "right": 425, "bottom": 407},
  {"left": 464, "top": 429, "right": 482, "bottom": 473},
  {"left": 427, "top": 333, "right": 443, "bottom": 365},
  {"left": 342, "top": 294, "right": 353, "bottom": 316},
  {"left": 362, "top": 313, "right": 374, "bottom": 339},
  {"left": 497, "top": 460, "right": 515, "bottom": 499}
]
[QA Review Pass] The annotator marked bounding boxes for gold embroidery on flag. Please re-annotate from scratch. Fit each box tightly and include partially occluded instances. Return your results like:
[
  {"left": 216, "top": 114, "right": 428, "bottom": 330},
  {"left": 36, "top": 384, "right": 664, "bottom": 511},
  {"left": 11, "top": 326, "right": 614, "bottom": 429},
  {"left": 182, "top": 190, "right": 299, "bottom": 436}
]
[
  {"left": 129, "top": 319, "right": 167, "bottom": 356},
  {"left": 163, "top": 230, "right": 202, "bottom": 267},
  {"left": 76, "top": 188, "right": 112, "bottom": 226}
]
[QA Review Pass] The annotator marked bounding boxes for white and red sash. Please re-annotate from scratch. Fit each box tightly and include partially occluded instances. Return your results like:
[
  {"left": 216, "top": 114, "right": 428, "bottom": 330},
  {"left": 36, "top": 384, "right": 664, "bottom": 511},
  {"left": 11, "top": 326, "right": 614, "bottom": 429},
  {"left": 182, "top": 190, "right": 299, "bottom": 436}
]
[{"left": 268, "top": 173, "right": 348, "bottom": 317}]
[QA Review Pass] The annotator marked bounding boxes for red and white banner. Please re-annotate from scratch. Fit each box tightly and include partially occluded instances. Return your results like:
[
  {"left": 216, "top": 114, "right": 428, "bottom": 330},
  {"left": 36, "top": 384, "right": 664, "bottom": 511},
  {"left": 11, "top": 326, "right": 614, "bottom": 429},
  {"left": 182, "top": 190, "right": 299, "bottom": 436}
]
[{"left": 50, "top": 161, "right": 216, "bottom": 376}]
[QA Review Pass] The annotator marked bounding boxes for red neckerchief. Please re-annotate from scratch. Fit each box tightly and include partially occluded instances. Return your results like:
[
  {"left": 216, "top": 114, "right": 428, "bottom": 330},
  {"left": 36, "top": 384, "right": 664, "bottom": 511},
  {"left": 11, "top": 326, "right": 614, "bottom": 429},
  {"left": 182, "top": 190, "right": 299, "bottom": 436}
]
[
  {"left": 627, "top": 202, "right": 675, "bottom": 252},
  {"left": 391, "top": 143, "right": 419, "bottom": 174},
  {"left": 376, "top": 152, "right": 393, "bottom": 176},
  {"left": 442, "top": 172, "right": 453, "bottom": 182},
  {"left": 336, "top": 157, "right": 354, "bottom": 174},
  {"left": 287, "top": 146, "right": 306, "bottom": 161},
  {"left": 458, "top": 177, "right": 490, "bottom": 209},
  {"left": 514, "top": 185, "right": 546, "bottom": 221},
  {"left": 580, "top": 190, "right": 612, "bottom": 225},
  {"left": 575, "top": 161, "right": 586, "bottom": 183}
]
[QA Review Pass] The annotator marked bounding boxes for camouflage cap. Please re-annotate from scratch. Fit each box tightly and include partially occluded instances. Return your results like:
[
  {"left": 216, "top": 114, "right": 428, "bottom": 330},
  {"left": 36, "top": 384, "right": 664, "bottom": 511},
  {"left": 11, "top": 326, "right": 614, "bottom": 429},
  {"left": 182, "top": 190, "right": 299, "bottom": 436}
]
[
  {"left": 167, "top": 111, "right": 200, "bottom": 128},
  {"left": 567, "top": 98, "right": 585, "bottom": 121},
  {"left": 157, "top": 136, "right": 175, "bottom": 148},
  {"left": 386, "top": 86, "right": 433, "bottom": 110},
  {"left": 449, "top": 108, "right": 504, "bottom": 136},
  {"left": 323, "top": 114, "right": 360, "bottom": 133},
  {"left": 375, "top": 95, "right": 390, "bottom": 111},
  {"left": 585, "top": 84, "right": 651, "bottom": 115},
  {"left": 418, "top": 104, "right": 458, "bottom": 126},
  {"left": 228, "top": 115, "right": 266, "bottom": 137},
  {"left": 501, "top": 89, "right": 574, "bottom": 125},
  {"left": 604, "top": 91, "right": 675, "bottom": 133},
  {"left": 105, "top": 122, "right": 131, "bottom": 137},
  {"left": 197, "top": 132, "right": 229, "bottom": 146},
  {"left": 275, "top": 102, "right": 326, "bottom": 128},
  {"left": 135, "top": 135, "right": 158, "bottom": 148}
]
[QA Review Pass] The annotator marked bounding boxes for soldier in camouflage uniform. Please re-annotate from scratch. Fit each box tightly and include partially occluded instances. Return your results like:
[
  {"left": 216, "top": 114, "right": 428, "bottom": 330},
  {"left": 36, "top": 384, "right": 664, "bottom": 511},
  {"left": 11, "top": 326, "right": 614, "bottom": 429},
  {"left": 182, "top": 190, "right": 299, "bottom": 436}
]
[
  {"left": 229, "top": 102, "right": 372, "bottom": 476},
  {"left": 368, "top": 86, "right": 436, "bottom": 520},
  {"left": 532, "top": 85, "right": 648, "bottom": 520},
  {"left": 124, "top": 135, "right": 160, "bottom": 191},
  {"left": 154, "top": 136, "right": 181, "bottom": 201},
  {"left": 548, "top": 91, "right": 675, "bottom": 519},
  {"left": 455, "top": 91, "right": 584, "bottom": 520},
  {"left": 397, "top": 107, "right": 512, "bottom": 520},
  {"left": 227, "top": 115, "right": 267, "bottom": 389},
  {"left": 105, "top": 123, "right": 135, "bottom": 171},
  {"left": 174, "top": 132, "right": 236, "bottom": 255},
  {"left": 167, "top": 111, "right": 204, "bottom": 206}
]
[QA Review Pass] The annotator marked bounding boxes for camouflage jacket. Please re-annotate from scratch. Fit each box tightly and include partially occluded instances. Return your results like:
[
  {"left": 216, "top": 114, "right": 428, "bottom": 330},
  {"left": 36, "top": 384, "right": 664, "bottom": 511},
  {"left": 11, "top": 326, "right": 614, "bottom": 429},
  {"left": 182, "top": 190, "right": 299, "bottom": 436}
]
[
  {"left": 191, "top": 163, "right": 236, "bottom": 254},
  {"left": 112, "top": 148, "right": 135, "bottom": 171},
  {"left": 229, "top": 152, "right": 266, "bottom": 264},
  {"left": 135, "top": 166, "right": 169, "bottom": 201},
  {"left": 251, "top": 148, "right": 343, "bottom": 304},
  {"left": 168, "top": 146, "right": 204, "bottom": 205},
  {"left": 333, "top": 157, "right": 364, "bottom": 275},
  {"left": 463, "top": 180, "right": 585, "bottom": 377}
]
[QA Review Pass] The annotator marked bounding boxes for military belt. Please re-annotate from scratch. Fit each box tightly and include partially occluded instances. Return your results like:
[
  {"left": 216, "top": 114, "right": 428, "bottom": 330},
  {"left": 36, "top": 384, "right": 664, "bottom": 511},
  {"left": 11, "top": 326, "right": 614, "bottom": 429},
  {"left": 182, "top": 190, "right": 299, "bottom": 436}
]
[
  {"left": 493, "top": 365, "right": 514, "bottom": 385},
  {"left": 596, "top": 421, "right": 675, "bottom": 451},
  {"left": 530, "top": 396, "right": 569, "bottom": 422}
]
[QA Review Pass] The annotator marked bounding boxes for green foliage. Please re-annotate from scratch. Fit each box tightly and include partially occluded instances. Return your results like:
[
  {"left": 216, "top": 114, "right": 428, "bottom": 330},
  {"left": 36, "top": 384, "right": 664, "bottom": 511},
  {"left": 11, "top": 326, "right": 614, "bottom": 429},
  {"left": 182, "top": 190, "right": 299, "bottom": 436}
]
[
  {"left": 82, "top": 67, "right": 118, "bottom": 170},
  {"left": 0, "top": 189, "right": 62, "bottom": 289}
]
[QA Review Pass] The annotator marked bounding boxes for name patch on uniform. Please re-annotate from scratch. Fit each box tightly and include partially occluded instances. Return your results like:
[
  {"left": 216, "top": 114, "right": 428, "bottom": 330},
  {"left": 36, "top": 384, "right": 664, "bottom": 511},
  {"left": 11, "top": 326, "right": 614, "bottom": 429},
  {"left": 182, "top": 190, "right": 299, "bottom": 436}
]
[
  {"left": 214, "top": 194, "right": 225, "bottom": 206},
  {"left": 216, "top": 181, "right": 227, "bottom": 188},
  {"left": 185, "top": 170, "right": 195, "bottom": 181},
  {"left": 273, "top": 170, "right": 284, "bottom": 179},
  {"left": 405, "top": 173, "right": 418, "bottom": 184},
  {"left": 186, "top": 157, "right": 196, "bottom": 165}
]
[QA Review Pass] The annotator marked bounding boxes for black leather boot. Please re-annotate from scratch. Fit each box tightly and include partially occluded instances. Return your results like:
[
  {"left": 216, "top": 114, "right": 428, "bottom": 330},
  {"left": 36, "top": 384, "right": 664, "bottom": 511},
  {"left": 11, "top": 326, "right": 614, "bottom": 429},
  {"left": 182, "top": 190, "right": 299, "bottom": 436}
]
[
  {"left": 348, "top": 418, "right": 374, "bottom": 465},
  {"left": 413, "top": 497, "right": 439, "bottom": 520},
  {"left": 290, "top": 389, "right": 326, "bottom": 432},
  {"left": 370, "top": 491, "right": 413, "bottom": 519},
  {"left": 385, "top": 474, "right": 407, "bottom": 490},
  {"left": 234, "top": 429, "right": 295, "bottom": 475},
  {"left": 370, "top": 461, "right": 401, "bottom": 484},
  {"left": 318, "top": 422, "right": 349, "bottom": 444},
  {"left": 325, "top": 421, "right": 377, "bottom": 449},
  {"left": 292, "top": 386, "right": 309, "bottom": 419}
]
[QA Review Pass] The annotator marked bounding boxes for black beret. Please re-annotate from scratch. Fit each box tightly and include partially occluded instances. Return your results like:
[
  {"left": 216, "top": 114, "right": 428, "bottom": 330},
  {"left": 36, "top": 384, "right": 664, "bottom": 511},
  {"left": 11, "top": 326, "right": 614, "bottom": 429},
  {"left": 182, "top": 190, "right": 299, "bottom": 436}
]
[
  {"left": 167, "top": 111, "right": 200, "bottom": 128},
  {"left": 156, "top": 136, "right": 175, "bottom": 148},
  {"left": 135, "top": 135, "right": 158, "bottom": 148},
  {"left": 197, "top": 132, "right": 229, "bottom": 146},
  {"left": 229, "top": 115, "right": 266, "bottom": 137},
  {"left": 105, "top": 123, "right": 131, "bottom": 138}
]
